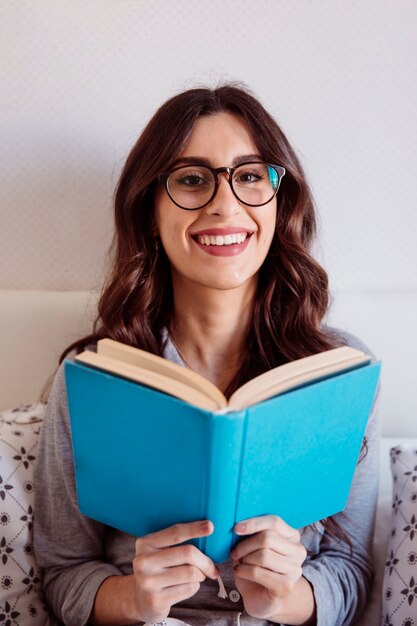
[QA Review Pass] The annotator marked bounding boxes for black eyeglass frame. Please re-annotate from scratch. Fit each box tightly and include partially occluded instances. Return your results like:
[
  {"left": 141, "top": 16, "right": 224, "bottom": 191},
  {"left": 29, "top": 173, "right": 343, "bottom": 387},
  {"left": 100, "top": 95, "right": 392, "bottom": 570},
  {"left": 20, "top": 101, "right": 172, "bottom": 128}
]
[{"left": 158, "top": 162, "right": 286, "bottom": 211}]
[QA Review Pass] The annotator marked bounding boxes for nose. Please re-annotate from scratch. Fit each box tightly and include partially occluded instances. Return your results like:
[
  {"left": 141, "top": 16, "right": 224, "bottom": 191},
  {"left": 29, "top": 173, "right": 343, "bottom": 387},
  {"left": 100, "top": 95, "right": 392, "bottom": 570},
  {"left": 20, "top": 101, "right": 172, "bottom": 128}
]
[{"left": 204, "top": 172, "right": 242, "bottom": 217}]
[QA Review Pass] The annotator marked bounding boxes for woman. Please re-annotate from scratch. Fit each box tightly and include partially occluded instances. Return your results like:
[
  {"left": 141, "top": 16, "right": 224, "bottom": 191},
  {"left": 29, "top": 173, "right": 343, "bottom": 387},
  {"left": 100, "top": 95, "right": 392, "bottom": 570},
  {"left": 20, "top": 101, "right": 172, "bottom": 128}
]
[{"left": 34, "top": 84, "right": 379, "bottom": 626}]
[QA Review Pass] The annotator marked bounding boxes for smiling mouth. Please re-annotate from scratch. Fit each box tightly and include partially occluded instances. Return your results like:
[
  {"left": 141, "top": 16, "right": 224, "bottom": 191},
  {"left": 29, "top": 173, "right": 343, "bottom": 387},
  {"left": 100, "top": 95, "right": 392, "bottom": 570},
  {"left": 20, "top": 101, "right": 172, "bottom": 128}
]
[{"left": 193, "top": 232, "right": 252, "bottom": 246}]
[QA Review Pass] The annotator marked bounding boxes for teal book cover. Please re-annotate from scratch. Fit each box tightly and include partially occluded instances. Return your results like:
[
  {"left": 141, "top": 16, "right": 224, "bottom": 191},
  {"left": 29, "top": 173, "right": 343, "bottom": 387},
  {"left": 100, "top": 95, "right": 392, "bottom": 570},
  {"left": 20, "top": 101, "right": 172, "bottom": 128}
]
[{"left": 64, "top": 359, "right": 380, "bottom": 563}]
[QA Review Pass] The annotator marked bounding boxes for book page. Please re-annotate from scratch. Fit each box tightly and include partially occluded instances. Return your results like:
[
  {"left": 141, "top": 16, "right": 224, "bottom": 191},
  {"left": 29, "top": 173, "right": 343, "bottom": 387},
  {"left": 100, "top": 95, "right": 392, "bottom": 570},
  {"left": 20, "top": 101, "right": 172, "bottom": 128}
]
[
  {"left": 97, "top": 339, "right": 226, "bottom": 408},
  {"left": 75, "top": 351, "right": 223, "bottom": 412},
  {"left": 228, "top": 347, "right": 370, "bottom": 409}
]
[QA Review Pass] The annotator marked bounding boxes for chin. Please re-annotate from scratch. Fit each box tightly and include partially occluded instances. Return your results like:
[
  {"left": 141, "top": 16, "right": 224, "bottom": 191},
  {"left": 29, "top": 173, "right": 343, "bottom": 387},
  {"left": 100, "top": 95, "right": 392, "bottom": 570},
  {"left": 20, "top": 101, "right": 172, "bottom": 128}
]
[{"left": 195, "top": 274, "right": 256, "bottom": 292}]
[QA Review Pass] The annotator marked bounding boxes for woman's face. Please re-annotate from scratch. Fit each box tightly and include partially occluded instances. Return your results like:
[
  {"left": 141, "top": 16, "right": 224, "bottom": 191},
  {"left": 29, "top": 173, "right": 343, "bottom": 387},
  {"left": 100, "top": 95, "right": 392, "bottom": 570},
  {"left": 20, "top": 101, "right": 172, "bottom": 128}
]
[{"left": 154, "top": 112, "right": 277, "bottom": 295}]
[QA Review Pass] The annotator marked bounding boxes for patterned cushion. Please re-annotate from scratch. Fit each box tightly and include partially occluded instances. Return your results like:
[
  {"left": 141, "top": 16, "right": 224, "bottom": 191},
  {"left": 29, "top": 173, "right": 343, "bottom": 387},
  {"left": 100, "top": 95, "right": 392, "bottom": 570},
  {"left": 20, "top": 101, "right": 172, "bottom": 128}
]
[
  {"left": 381, "top": 446, "right": 417, "bottom": 626},
  {"left": 0, "top": 403, "right": 50, "bottom": 625},
  {"left": 143, "top": 617, "right": 190, "bottom": 626}
]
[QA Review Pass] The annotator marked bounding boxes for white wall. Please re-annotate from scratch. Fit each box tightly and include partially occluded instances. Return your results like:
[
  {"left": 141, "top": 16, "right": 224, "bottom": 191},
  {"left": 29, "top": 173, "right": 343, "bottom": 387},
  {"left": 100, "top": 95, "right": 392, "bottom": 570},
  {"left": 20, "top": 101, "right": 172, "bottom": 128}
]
[
  {"left": 1, "top": 0, "right": 416, "bottom": 292},
  {"left": 1, "top": 1, "right": 416, "bottom": 430}
]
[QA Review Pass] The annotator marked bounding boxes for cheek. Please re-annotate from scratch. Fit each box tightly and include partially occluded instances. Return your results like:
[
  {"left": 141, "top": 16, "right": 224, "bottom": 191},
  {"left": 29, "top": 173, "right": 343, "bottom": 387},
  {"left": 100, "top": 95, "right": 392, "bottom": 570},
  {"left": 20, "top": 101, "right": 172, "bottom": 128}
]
[
  {"left": 161, "top": 220, "right": 187, "bottom": 247},
  {"left": 156, "top": 211, "right": 193, "bottom": 261},
  {"left": 154, "top": 199, "right": 181, "bottom": 248}
]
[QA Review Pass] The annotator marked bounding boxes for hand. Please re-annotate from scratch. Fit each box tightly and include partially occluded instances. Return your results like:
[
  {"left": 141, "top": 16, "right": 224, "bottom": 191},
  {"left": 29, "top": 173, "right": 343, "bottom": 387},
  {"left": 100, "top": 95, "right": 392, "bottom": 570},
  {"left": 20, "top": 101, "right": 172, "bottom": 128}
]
[
  {"left": 230, "top": 515, "right": 307, "bottom": 621},
  {"left": 131, "top": 520, "right": 219, "bottom": 623}
]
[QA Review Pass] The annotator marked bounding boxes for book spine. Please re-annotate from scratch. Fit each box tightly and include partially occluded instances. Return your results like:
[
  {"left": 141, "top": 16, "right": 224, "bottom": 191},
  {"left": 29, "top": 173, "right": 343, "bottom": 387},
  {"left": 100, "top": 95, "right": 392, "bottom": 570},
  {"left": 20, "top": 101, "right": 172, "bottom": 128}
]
[{"left": 200, "top": 409, "right": 246, "bottom": 563}]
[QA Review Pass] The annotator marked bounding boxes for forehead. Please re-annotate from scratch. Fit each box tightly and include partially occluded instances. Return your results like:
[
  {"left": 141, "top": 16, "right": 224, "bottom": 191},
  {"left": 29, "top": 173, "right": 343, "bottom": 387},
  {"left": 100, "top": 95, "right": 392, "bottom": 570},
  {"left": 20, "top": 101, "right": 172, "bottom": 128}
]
[{"left": 178, "top": 112, "right": 260, "bottom": 164}]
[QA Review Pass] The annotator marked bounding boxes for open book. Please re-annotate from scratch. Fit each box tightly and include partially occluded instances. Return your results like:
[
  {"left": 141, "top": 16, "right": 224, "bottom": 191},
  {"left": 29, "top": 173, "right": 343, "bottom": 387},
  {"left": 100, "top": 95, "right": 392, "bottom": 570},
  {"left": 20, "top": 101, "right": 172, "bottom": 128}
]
[
  {"left": 65, "top": 339, "right": 380, "bottom": 562},
  {"left": 74, "top": 338, "right": 371, "bottom": 412}
]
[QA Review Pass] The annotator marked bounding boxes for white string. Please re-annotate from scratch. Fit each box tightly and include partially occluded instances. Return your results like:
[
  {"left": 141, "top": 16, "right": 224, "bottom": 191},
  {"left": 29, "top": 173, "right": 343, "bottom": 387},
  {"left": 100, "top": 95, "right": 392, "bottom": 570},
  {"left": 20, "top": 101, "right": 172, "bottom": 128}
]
[{"left": 216, "top": 574, "right": 228, "bottom": 599}]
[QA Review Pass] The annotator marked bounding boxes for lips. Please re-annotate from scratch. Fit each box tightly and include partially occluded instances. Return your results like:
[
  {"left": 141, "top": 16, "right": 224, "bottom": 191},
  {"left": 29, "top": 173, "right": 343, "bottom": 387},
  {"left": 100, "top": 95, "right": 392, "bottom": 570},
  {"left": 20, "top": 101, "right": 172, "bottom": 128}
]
[
  {"left": 191, "top": 227, "right": 254, "bottom": 246},
  {"left": 195, "top": 232, "right": 249, "bottom": 246},
  {"left": 191, "top": 230, "right": 253, "bottom": 256},
  {"left": 191, "top": 227, "right": 254, "bottom": 236}
]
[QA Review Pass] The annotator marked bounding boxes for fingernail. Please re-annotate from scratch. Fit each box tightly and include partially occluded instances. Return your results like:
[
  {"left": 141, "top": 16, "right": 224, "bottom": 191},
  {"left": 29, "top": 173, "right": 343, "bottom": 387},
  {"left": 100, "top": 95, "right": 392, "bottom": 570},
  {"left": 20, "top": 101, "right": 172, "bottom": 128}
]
[
  {"left": 200, "top": 521, "right": 210, "bottom": 531},
  {"left": 209, "top": 567, "right": 220, "bottom": 579},
  {"left": 235, "top": 522, "right": 246, "bottom": 533}
]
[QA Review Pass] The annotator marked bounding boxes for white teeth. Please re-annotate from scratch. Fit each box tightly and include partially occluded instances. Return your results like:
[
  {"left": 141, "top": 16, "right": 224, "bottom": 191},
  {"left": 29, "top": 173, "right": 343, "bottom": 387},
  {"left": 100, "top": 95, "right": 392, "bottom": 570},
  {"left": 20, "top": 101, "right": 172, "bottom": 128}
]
[{"left": 196, "top": 232, "right": 249, "bottom": 246}]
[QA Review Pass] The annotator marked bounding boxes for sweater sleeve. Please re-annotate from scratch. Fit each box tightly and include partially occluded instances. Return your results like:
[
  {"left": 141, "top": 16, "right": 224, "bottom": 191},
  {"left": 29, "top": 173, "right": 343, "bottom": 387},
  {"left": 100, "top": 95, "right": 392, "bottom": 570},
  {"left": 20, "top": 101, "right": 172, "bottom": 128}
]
[
  {"left": 300, "top": 333, "right": 381, "bottom": 626},
  {"left": 33, "top": 356, "right": 123, "bottom": 626}
]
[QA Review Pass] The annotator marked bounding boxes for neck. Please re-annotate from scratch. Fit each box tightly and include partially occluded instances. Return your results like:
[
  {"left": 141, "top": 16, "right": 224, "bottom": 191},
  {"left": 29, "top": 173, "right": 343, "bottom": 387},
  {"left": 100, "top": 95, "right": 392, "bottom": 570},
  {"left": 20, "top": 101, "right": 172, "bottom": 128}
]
[{"left": 169, "top": 277, "right": 257, "bottom": 390}]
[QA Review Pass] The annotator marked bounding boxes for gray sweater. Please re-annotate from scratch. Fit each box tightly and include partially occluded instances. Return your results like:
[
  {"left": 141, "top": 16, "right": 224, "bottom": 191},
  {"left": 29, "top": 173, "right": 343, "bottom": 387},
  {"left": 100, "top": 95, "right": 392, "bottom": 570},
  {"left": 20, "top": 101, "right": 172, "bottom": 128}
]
[{"left": 33, "top": 331, "right": 380, "bottom": 626}]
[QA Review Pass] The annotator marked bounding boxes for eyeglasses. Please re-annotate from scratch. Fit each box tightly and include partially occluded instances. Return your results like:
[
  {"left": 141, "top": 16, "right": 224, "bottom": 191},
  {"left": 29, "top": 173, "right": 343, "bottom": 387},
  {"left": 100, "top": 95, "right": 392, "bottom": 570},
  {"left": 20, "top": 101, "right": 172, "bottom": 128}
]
[{"left": 158, "top": 161, "right": 286, "bottom": 211}]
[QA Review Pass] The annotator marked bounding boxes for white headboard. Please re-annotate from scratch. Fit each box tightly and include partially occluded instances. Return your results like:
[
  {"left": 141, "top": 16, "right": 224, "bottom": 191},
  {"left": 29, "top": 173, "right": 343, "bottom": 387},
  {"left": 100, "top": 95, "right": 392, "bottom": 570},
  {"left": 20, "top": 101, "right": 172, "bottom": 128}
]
[
  {"left": 0, "top": 288, "right": 415, "bottom": 438},
  {"left": 0, "top": 290, "right": 97, "bottom": 409},
  {"left": 328, "top": 290, "right": 417, "bottom": 437}
]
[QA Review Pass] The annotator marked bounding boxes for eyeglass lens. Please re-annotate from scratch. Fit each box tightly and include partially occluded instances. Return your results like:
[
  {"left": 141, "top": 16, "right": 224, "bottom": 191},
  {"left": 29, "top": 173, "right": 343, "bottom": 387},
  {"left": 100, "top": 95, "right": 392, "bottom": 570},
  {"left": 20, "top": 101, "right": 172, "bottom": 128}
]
[{"left": 166, "top": 163, "right": 280, "bottom": 209}]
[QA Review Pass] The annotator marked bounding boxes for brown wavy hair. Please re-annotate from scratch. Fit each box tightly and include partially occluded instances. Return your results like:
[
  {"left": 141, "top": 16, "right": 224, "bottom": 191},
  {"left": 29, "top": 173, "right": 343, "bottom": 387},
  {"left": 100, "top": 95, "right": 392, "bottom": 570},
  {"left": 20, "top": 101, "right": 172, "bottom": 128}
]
[
  {"left": 44, "top": 83, "right": 358, "bottom": 545},
  {"left": 58, "top": 84, "right": 345, "bottom": 368}
]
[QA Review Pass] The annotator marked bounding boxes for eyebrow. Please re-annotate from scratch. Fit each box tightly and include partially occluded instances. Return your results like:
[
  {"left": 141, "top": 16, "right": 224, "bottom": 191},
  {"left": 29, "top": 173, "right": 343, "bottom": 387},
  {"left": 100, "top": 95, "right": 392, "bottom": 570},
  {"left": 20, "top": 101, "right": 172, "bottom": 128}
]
[{"left": 169, "top": 154, "right": 264, "bottom": 168}]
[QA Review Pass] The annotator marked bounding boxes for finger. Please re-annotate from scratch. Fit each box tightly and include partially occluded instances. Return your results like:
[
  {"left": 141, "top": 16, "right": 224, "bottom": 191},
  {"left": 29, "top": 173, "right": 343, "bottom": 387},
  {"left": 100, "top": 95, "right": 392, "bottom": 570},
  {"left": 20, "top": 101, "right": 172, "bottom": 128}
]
[
  {"left": 159, "top": 580, "right": 202, "bottom": 605},
  {"left": 234, "top": 515, "right": 300, "bottom": 541},
  {"left": 150, "top": 563, "right": 207, "bottom": 589},
  {"left": 231, "top": 530, "right": 306, "bottom": 562},
  {"left": 236, "top": 548, "right": 302, "bottom": 575},
  {"left": 234, "top": 562, "right": 300, "bottom": 594},
  {"left": 137, "top": 520, "right": 214, "bottom": 550},
  {"left": 135, "top": 543, "right": 219, "bottom": 580},
  {"left": 162, "top": 544, "right": 220, "bottom": 579}
]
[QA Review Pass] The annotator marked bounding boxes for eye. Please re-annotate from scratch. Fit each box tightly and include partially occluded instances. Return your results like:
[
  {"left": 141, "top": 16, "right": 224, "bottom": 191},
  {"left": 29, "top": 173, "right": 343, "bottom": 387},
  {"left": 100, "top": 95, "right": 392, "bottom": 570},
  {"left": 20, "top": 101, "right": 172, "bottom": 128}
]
[
  {"left": 172, "top": 168, "right": 212, "bottom": 188},
  {"left": 234, "top": 165, "right": 265, "bottom": 185},
  {"left": 178, "top": 173, "right": 207, "bottom": 186},
  {"left": 239, "top": 172, "right": 262, "bottom": 182}
]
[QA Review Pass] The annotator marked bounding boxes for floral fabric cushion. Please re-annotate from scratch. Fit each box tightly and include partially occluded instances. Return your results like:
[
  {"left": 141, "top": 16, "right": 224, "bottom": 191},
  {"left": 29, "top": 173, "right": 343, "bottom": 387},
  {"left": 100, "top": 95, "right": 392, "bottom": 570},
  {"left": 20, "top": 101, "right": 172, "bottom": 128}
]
[
  {"left": 144, "top": 617, "right": 190, "bottom": 626},
  {"left": 0, "top": 403, "right": 50, "bottom": 625},
  {"left": 381, "top": 445, "right": 417, "bottom": 626}
]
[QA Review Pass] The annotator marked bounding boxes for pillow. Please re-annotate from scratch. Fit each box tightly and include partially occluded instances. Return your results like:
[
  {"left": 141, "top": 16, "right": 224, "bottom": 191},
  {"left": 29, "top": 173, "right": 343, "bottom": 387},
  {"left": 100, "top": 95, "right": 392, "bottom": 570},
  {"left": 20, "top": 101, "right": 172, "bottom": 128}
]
[
  {"left": 0, "top": 403, "right": 50, "bottom": 625},
  {"left": 381, "top": 445, "right": 417, "bottom": 626},
  {"left": 354, "top": 494, "right": 391, "bottom": 626}
]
